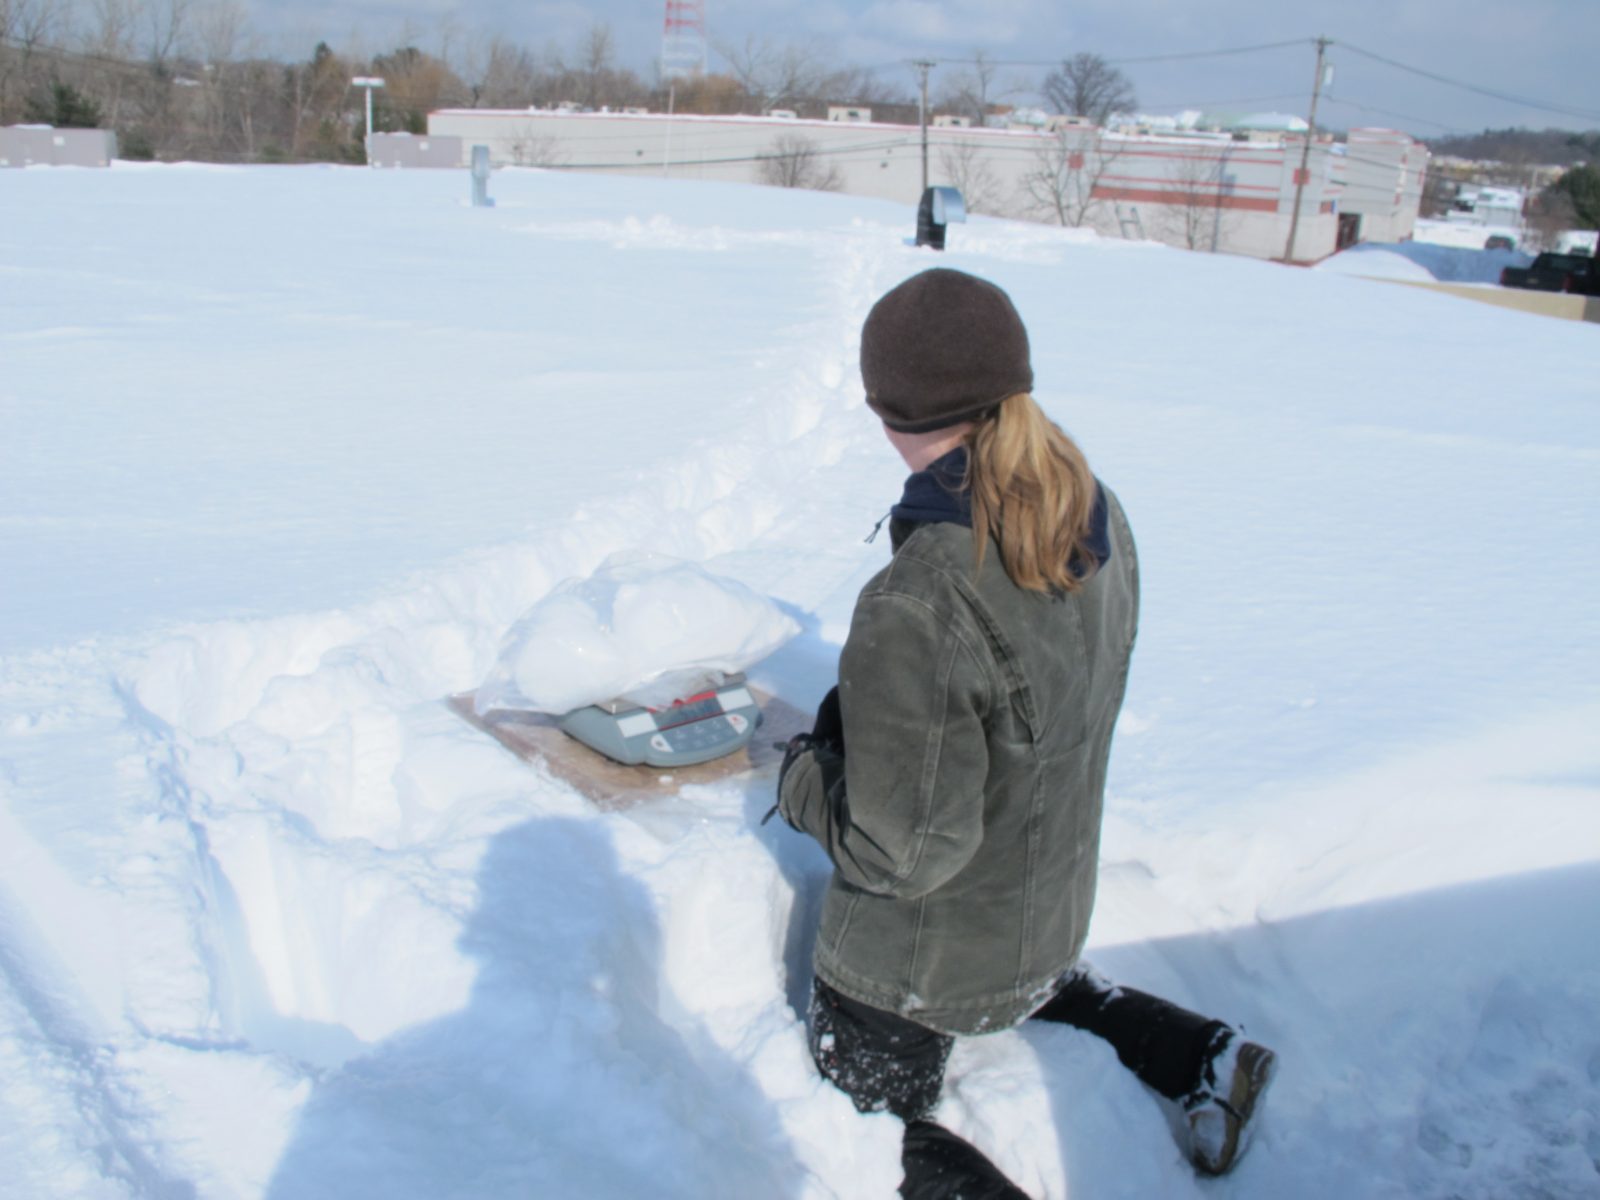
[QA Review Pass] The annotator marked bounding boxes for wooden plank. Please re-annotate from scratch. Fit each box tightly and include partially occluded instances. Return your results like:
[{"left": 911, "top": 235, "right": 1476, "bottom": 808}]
[{"left": 446, "top": 690, "right": 812, "bottom": 812}]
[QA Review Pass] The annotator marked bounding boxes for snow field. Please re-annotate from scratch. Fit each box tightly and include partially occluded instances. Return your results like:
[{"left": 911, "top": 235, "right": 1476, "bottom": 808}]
[{"left": 2, "top": 162, "right": 1598, "bottom": 1197}]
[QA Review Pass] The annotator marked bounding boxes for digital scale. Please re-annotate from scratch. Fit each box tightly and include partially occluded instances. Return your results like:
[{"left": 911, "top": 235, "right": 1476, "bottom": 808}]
[{"left": 555, "top": 674, "right": 763, "bottom": 768}]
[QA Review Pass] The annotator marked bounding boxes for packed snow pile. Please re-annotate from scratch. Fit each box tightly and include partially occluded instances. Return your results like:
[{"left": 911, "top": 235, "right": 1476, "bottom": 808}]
[
  {"left": 476, "top": 553, "right": 798, "bottom": 714},
  {"left": 1313, "top": 246, "right": 1437, "bottom": 282},
  {"left": 2, "top": 164, "right": 1597, "bottom": 1200},
  {"left": 1321, "top": 240, "right": 1536, "bottom": 285}
]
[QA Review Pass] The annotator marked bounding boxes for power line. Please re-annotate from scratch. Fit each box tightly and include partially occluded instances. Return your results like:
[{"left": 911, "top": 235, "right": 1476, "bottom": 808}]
[
  {"left": 932, "top": 39, "right": 1312, "bottom": 69},
  {"left": 1335, "top": 40, "right": 1600, "bottom": 122},
  {"left": 1140, "top": 93, "right": 1307, "bottom": 111},
  {"left": 1321, "top": 95, "right": 1467, "bottom": 134},
  {"left": 1111, "top": 39, "right": 1312, "bottom": 66}
]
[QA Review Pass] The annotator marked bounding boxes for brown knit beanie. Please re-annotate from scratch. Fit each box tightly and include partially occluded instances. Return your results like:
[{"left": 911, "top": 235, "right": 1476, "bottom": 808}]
[{"left": 860, "top": 268, "right": 1033, "bottom": 433}]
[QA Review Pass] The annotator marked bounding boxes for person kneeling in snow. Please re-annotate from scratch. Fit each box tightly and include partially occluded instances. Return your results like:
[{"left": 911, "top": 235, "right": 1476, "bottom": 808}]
[{"left": 773, "top": 268, "right": 1276, "bottom": 1197}]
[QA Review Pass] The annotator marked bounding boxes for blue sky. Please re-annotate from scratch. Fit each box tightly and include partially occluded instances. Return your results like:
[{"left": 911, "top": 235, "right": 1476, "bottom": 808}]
[{"left": 245, "top": 0, "right": 1600, "bottom": 137}]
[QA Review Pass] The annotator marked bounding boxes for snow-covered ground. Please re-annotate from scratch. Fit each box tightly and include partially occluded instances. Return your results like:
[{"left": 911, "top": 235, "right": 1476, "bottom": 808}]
[{"left": 2, "top": 163, "right": 1597, "bottom": 1199}]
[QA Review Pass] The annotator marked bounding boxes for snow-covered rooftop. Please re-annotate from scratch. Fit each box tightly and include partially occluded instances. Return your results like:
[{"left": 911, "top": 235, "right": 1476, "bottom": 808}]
[{"left": 2, "top": 162, "right": 1596, "bottom": 1199}]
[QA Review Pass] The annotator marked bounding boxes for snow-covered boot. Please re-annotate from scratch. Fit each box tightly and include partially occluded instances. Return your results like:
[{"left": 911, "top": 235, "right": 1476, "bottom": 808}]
[{"left": 1178, "top": 1028, "right": 1276, "bottom": 1176}]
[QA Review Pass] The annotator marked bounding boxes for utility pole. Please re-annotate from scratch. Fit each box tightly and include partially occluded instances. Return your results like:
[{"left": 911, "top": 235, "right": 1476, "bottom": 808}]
[
  {"left": 1283, "top": 36, "right": 1330, "bottom": 263},
  {"left": 663, "top": 82, "right": 675, "bottom": 177},
  {"left": 913, "top": 59, "right": 935, "bottom": 194}
]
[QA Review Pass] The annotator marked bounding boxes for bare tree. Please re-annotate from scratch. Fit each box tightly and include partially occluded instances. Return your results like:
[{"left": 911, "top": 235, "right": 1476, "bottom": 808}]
[
  {"left": 577, "top": 20, "right": 612, "bottom": 109},
  {"left": 0, "top": 0, "right": 64, "bottom": 122},
  {"left": 189, "top": 0, "right": 249, "bottom": 154},
  {"left": 757, "top": 132, "right": 842, "bottom": 190},
  {"left": 938, "top": 49, "right": 1003, "bottom": 127},
  {"left": 938, "top": 138, "right": 1003, "bottom": 215},
  {"left": 284, "top": 40, "right": 357, "bottom": 161},
  {"left": 1020, "top": 128, "right": 1122, "bottom": 228},
  {"left": 463, "top": 32, "right": 538, "bottom": 108},
  {"left": 143, "top": 0, "right": 190, "bottom": 67},
  {"left": 191, "top": 0, "right": 246, "bottom": 64},
  {"left": 75, "top": 0, "right": 143, "bottom": 130},
  {"left": 0, "top": 0, "right": 59, "bottom": 47},
  {"left": 504, "top": 121, "right": 563, "bottom": 166},
  {"left": 83, "top": 0, "right": 139, "bottom": 57},
  {"left": 820, "top": 62, "right": 906, "bottom": 109},
  {"left": 1157, "top": 148, "right": 1238, "bottom": 252},
  {"left": 716, "top": 34, "right": 828, "bottom": 113},
  {"left": 1524, "top": 184, "right": 1577, "bottom": 251},
  {"left": 1041, "top": 52, "right": 1135, "bottom": 125},
  {"left": 535, "top": 22, "right": 648, "bottom": 112}
]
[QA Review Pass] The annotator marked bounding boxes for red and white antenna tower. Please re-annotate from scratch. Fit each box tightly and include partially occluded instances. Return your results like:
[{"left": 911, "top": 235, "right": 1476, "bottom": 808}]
[{"left": 661, "top": 0, "right": 707, "bottom": 81}]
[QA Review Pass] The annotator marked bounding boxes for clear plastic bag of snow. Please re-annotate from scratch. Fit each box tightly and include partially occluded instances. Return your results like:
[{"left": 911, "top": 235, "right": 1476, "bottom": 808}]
[{"left": 475, "top": 554, "right": 799, "bottom": 716}]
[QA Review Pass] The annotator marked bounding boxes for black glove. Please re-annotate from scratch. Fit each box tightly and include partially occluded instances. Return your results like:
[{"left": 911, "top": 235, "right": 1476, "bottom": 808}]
[
  {"left": 778, "top": 732, "right": 817, "bottom": 790},
  {"left": 763, "top": 688, "right": 845, "bottom": 828},
  {"left": 764, "top": 732, "right": 819, "bottom": 827},
  {"left": 811, "top": 685, "right": 845, "bottom": 756}
]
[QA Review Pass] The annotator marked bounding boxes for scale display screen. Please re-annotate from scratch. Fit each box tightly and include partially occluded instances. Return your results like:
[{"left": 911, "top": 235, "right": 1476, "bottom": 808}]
[{"left": 559, "top": 682, "right": 761, "bottom": 768}]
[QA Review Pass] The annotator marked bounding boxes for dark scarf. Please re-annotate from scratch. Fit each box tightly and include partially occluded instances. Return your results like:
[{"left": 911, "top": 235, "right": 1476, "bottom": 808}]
[
  {"left": 891, "top": 446, "right": 974, "bottom": 527},
  {"left": 887, "top": 447, "right": 1112, "bottom": 577}
]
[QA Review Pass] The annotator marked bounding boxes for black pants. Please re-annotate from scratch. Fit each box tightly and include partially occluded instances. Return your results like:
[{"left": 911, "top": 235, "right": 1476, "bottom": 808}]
[
  {"left": 807, "top": 969, "right": 1226, "bottom": 1197},
  {"left": 808, "top": 967, "right": 1223, "bottom": 1117},
  {"left": 1030, "top": 967, "right": 1227, "bottom": 1101}
]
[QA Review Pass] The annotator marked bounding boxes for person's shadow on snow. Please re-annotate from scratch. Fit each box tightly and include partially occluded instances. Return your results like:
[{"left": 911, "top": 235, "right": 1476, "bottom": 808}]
[{"left": 265, "top": 817, "right": 804, "bottom": 1199}]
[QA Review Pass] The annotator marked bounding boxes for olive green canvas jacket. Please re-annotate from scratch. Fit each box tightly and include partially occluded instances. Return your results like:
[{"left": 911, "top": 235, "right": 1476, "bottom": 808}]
[{"left": 778, "top": 487, "right": 1139, "bottom": 1035}]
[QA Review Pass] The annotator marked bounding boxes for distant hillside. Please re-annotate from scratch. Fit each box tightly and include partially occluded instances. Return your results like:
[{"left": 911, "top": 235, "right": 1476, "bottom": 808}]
[{"left": 1427, "top": 127, "right": 1600, "bottom": 166}]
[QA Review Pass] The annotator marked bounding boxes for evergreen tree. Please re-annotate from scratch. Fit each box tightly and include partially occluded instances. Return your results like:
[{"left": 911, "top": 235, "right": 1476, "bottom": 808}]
[
  {"left": 24, "top": 82, "right": 103, "bottom": 128},
  {"left": 1557, "top": 166, "right": 1600, "bottom": 229}
]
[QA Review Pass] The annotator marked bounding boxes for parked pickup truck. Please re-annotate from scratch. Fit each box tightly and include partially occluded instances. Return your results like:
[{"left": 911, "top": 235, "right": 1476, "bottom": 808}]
[{"left": 1500, "top": 251, "right": 1597, "bottom": 293}]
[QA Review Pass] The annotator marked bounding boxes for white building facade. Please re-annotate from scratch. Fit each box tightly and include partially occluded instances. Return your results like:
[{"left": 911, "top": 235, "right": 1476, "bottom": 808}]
[
  {"left": 1337, "top": 128, "right": 1428, "bottom": 245},
  {"left": 425, "top": 108, "right": 1426, "bottom": 263}
]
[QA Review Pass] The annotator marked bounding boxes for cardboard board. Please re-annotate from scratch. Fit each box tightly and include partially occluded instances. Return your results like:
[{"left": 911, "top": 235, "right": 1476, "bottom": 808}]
[{"left": 446, "top": 690, "right": 811, "bottom": 812}]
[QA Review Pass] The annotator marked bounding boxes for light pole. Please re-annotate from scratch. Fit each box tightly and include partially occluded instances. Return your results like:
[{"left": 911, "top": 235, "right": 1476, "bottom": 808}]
[{"left": 352, "top": 76, "right": 385, "bottom": 164}]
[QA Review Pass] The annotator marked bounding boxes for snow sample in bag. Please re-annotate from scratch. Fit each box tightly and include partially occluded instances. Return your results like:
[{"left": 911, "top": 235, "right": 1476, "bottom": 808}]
[{"left": 475, "top": 553, "right": 799, "bottom": 716}]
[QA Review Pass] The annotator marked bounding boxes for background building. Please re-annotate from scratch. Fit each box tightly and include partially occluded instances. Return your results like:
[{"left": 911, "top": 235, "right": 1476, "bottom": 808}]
[{"left": 1338, "top": 128, "right": 1428, "bottom": 245}]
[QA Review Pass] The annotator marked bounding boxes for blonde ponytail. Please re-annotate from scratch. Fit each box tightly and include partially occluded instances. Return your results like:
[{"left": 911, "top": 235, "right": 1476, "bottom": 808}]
[{"left": 964, "top": 394, "right": 1099, "bottom": 593}]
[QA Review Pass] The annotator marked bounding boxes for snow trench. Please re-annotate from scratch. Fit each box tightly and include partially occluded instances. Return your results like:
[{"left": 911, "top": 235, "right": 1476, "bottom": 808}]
[{"left": 83, "top": 229, "right": 908, "bottom": 1197}]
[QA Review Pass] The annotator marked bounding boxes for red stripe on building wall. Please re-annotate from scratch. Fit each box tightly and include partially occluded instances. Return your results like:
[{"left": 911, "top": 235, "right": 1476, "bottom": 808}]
[
  {"left": 1096, "top": 145, "right": 1288, "bottom": 167},
  {"left": 1098, "top": 171, "right": 1279, "bottom": 194},
  {"left": 1092, "top": 185, "right": 1281, "bottom": 213}
]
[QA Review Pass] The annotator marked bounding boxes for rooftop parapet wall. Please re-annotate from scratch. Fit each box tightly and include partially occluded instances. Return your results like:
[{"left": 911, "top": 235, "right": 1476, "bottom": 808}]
[
  {"left": 368, "top": 132, "right": 465, "bottom": 169},
  {"left": 0, "top": 125, "right": 117, "bottom": 167},
  {"left": 428, "top": 108, "right": 1376, "bottom": 261}
]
